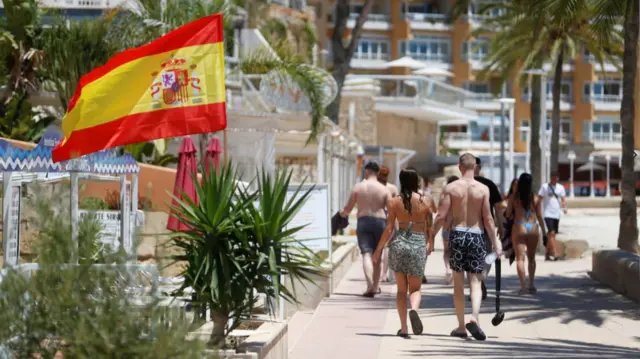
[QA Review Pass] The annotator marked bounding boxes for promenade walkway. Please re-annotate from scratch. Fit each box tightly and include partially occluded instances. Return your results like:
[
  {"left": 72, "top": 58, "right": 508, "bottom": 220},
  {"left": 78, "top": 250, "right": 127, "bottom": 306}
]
[{"left": 289, "top": 253, "right": 640, "bottom": 359}]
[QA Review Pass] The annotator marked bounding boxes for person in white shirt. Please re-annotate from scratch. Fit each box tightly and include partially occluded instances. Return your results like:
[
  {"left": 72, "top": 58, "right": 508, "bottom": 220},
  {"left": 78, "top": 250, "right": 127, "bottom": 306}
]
[{"left": 537, "top": 172, "right": 568, "bottom": 261}]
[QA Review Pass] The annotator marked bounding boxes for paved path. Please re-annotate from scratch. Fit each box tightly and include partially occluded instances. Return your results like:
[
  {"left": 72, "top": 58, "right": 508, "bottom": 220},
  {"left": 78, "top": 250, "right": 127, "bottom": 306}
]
[{"left": 289, "top": 252, "right": 640, "bottom": 359}]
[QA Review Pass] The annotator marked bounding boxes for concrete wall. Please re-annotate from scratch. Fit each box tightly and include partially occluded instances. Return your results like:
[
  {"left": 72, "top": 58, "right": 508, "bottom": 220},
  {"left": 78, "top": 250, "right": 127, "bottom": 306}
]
[{"left": 591, "top": 249, "right": 640, "bottom": 302}]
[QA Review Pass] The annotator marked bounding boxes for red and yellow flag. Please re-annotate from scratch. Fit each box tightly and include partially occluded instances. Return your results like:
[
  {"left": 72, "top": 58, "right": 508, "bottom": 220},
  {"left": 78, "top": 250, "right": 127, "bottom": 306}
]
[{"left": 52, "top": 13, "right": 227, "bottom": 162}]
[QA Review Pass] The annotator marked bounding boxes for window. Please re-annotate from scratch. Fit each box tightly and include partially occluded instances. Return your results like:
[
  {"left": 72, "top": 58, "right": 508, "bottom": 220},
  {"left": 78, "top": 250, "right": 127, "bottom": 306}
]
[
  {"left": 519, "top": 117, "right": 572, "bottom": 142},
  {"left": 462, "top": 39, "right": 489, "bottom": 61},
  {"left": 465, "top": 82, "right": 490, "bottom": 93},
  {"left": 400, "top": 36, "right": 451, "bottom": 62},
  {"left": 354, "top": 38, "right": 390, "bottom": 60},
  {"left": 521, "top": 79, "right": 573, "bottom": 102},
  {"left": 584, "top": 80, "right": 622, "bottom": 101},
  {"left": 470, "top": 115, "right": 510, "bottom": 142},
  {"left": 591, "top": 116, "right": 621, "bottom": 142}
]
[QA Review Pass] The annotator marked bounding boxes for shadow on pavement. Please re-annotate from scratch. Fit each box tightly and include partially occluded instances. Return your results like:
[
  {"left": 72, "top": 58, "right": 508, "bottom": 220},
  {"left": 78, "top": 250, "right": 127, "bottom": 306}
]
[
  {"left": 401, "top": 337, "right": 640, "bottom": 358},
  {"left": 414, "top": 272, "right": 640, "bottom": 328}
]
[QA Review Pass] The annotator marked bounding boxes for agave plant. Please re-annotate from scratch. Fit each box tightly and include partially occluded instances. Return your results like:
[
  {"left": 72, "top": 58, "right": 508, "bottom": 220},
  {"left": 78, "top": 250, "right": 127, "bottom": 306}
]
[{"left": 170, "top": 163, "right": 323, "bottom": 345}]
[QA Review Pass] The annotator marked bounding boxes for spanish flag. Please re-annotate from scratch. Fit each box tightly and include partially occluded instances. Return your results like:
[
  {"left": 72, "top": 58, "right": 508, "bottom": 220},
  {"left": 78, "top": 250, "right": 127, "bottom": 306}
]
[{"left": 52, "top": 13, "right": 227, "bottom": 162}]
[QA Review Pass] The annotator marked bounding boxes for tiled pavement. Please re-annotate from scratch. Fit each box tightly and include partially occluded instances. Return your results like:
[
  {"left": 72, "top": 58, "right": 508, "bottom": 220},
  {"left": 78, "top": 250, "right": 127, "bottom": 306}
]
[{"left": 289, "top": 253, "right": 640, "bottom": 359}]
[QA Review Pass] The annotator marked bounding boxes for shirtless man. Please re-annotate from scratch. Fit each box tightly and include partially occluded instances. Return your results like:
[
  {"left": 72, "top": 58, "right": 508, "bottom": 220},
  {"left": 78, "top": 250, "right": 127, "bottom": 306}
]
[
  {"left": 341, "top": 162, "right": 391, "bottom": 297},
  {"left": 432, "top": 153, "right": 502, "bottom": 341},
  {"left": 377, "top": 166, "right": 398, "bottom": 282}
]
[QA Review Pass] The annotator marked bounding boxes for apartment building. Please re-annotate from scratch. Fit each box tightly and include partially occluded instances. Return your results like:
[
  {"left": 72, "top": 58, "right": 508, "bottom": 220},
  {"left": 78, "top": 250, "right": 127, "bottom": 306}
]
[{"left": 310, "top": 0, "right": 637, "bottom": 192}]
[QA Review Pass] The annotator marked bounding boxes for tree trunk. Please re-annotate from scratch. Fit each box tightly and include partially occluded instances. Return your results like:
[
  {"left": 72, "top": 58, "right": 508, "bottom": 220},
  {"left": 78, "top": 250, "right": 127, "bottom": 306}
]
[
  {"left": 530, "top": 74, "right": 543, "bottom": 191},
  {"left": 550, "top": 47, "right": 564, "bottom": 174},
  {"left": 618, "top": 0, "right": 639, "bottom": 254},
  {"left": 327, "top": 0, "right": 375, "bottom": 123},
  {"left": 209, "top": 311, "right": 229, "bottom": 346}
]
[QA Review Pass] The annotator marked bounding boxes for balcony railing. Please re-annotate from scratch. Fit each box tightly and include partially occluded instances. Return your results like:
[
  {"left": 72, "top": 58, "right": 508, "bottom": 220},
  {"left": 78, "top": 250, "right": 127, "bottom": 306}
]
[
  {"left": 584, "top": 94, "right": 622, "bottom": 103},
  {"left": 349, "top": 13, "right": 390, "bottom": 22},
  {"left": 466, "top": 93, "right": 495, "bottom": 101},
  {"left": 445, "top": 132, "right": 509, "bottom": 143},
  {"left": 346, "top": 74, "right": 475, "bottom": 109},
  {"left": 591, "top": 132, "right": 622, "bottom": 142},
  {"left": 352, "top": 51, "right": 390, "bottom": 61},
  {"left": 521, "top": 93, "right": 573, "bottom": 103},
  {"left": 401, "top": 52, "right": 450, "bottom": 62},
  {"left": 404, "top": 12, "right": 447, "bottom": 22},
  {"left": 461, "top": 53, "right": 487, "bottom": 62}
]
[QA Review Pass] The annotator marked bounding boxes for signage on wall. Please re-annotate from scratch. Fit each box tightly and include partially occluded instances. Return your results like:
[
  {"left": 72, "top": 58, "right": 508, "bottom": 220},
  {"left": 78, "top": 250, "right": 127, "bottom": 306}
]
[{"left": 5, "top": 186, "right": 21, "bottom": 267}]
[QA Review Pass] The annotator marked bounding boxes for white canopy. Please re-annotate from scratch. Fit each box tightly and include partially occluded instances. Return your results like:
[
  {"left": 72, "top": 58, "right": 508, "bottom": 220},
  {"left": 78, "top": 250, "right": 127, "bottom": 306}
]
[
  {"left": 385, "top": 56, "right": 426, "bottom": 70},
  {"left": 413, "top": 67, "right": 454, "bottom": 77}
]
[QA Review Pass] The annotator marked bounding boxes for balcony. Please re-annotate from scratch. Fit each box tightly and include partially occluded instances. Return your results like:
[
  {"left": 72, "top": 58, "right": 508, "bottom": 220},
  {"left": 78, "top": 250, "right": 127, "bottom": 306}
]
[
  {"left": 521, "top": 93, "right": 574, "bottom": 111},
  {"left": 404, "top": 12, "right": 451, "bottom": 31},
  {"left": 464, "top": 93, "right": 503, "bottom": 111},
  {"left": 442, "top": 130, "right": 511, "bottom": 151},
  {"left": 584, "top": 94, "right": 622, "bottom": 111},
  {"left": 339, "top": 12, "right": 390, "bottom": 30},
  {"left": 345, "top": 74, "right": 478, "bottom": 123},
  {"left": 589, "top": 132, "right": 622, "bottom": 150}
]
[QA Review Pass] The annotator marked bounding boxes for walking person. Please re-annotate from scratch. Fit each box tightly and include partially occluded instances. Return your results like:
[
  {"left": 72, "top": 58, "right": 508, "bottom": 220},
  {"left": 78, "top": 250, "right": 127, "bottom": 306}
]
[
  {"left": 373, "top": 168, "right": 435, "bottom": 338},
  {"left": 536, "top": 172, "right": 568, "bottom": 261},
  {"left": 440, "top": 175, "right": 459, "bottom": 284},
  {"left": 341, "top": 162, "right": 391, "bottom": 297},
  {"left": 377, "top": 166, "right": 398, "bottom": 282},
  {"left": 503, "top": 178, "right": 518, "bottom": 265},
  {"left": 507, "top": 173, "right": 548, "bottom": 294},
  {"left": 432, "top": 153, "right": 502, "bottom": 341},
  {"left": 473, "top": 157, "right": 505, "bottom": 300}
]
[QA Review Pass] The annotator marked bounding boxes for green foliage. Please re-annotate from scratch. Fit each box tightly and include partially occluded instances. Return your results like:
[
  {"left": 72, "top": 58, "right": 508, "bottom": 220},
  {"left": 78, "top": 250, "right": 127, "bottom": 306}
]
[
  {"left": 0, "top": 93, "right": 54, "bottom": 142},
  {"left": 0, "top": 184, "right": 207, "bottom": 358},
  {"left": 170, "top": 163, "right": 323, "bottom": 344},
  {"left": 239, "top": 51, "right": 327, "bottom": 142},
  {"left": 36, "top": 18, "right": 119, "bottom": 111},
  {"left": 121, "top": 140, "right": 179, "bottom": 167},
  {"left": 79, "top": 197, "right": 109, "bottom": 211}
]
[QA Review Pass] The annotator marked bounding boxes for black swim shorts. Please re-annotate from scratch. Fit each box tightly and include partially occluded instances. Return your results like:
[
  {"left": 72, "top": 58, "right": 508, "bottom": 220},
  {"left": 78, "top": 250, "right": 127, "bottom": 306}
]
[{"left": 449, "top": 227, "right": 487, "bottom": 274}]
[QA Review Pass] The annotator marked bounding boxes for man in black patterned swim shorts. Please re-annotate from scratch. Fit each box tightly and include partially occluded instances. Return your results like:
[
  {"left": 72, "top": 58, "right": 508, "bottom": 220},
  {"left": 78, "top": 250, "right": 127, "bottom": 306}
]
[{"left": 432, "top": 153, "right": 502, "bottom": 341}]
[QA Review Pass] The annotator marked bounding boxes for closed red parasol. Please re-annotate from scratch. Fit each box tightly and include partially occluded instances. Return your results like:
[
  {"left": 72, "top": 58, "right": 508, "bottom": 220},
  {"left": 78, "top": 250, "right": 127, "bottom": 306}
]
[
  {"left": 203, "top": 136, "right": 222, "bottom": 175},
  {"left": 167, "top": 137, "right": 198, "bottom": 231}
]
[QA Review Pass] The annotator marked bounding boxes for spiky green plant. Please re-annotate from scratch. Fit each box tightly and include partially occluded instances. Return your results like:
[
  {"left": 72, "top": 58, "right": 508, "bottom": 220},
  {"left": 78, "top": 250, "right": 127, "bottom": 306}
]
[{"left": 169, "top": 163, "right": 323, "bottom": 345}]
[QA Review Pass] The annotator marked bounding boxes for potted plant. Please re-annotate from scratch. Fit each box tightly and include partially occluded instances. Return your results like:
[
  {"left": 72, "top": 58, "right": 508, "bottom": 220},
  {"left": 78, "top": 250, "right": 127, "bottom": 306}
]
[{"left": 170, "top": 164, "right": 324, "bottom": 346}]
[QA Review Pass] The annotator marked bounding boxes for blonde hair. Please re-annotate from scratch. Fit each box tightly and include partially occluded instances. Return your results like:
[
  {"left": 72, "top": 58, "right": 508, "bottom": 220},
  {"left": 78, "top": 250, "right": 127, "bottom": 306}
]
[{"left": 459, "top": 153, "right": 476, "bottom": 170}]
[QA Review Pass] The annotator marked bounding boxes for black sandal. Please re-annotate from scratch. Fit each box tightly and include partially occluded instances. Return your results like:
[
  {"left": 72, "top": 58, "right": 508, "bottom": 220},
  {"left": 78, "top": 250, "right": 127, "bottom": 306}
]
[
  {"left": 397, "top": 330, "right": 410, "bottom": 339},
  {"left": 465, "top": 322, "right": 487, "bottom": 341},
  {"left": 450, "top": 329, "right": 468, "bottom": 338},
  {"left": 409, "top": 310, "right": 423, "bottom": 335}
]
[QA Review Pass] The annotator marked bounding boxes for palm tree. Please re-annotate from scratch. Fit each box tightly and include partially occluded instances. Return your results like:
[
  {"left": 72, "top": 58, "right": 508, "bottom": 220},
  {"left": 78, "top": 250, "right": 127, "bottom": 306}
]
[
  {"left": 327, "top": 0, "right": 376, "bottom": 123},
  {"left": 525, "top": 1, "right": 623, "bottom": 174},
  {"left": 451, "top": 0, "right": 546, "bottom": 189},
  {"left": 593, "top": 0, "right": 639, "bottom": 253}
]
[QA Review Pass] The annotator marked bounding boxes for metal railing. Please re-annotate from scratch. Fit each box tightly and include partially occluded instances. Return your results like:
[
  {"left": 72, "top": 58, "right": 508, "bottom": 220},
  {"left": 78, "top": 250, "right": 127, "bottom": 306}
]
[
  {"left": 353, "top": 51, "right": 390, "bottom": 61},
  {"left": 466, "top": 93, "right": 496, "bottom": 101},
  {"left": 346, "top": 74, "right": 475, "bottom": 108},
  {"left": 445, "top": 131, "right": 509, "bottom": 143},
  {"left": 224, "top": 57, "right": 275, "bottom": 114},
  {"left": 400, "top": 52, "right": 450, "bottom": 62},
  {"left": 521, "top": 93, "right": 573, "bottom": 103},
  {"left": 584, "top": 94, "right": 622, "bottom": 103},
  {"left": 591, "top": 132, "right": 622, "bottom": 142},
  {"left": 404, "top": 12, "right": 447, "bottom": 22},
  {"left": 461, "top": 52, "right": 488, "bottom": 62},
  {"left": 349, "top": 13, "right": 390, "bottom": 22}
]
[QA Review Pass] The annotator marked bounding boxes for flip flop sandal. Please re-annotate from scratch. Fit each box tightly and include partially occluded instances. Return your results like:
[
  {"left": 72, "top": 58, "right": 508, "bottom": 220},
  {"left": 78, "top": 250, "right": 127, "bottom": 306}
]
[
  {"left": 450, "top": 329, "right": 468, "bottom": 338},
  {"left": 529, "top": 286, "right": 538, "bottom": 294},
  {"left": 465, "top": 322, "right": 487, "bottom": 341},
  {"left": 377, "top": 288, "right": 382, "bottom": 294},
  {"left": 362, "top": 291, "right": 375, "bottom": 298},
  {"left": 396, "top": 330, "right": 410, "bottom": 339},
  {"left": 517, "top": 288, "right": 529, "bottom": 295},
  {"left": 409, "top": 310, "right": 423, "bottom": 335}
]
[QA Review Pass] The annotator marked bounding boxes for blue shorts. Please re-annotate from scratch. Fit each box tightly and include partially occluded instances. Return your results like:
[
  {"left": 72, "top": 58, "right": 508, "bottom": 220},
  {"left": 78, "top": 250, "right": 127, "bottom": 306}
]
[{"left": 356, "top": 216, "right": 386, "bottom": 254}]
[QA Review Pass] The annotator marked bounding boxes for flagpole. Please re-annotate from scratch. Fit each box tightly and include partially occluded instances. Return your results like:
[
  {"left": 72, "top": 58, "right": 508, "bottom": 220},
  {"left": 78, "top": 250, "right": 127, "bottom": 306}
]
[{"left": 223, "top": 130, "right": 229, "bottom": 165}]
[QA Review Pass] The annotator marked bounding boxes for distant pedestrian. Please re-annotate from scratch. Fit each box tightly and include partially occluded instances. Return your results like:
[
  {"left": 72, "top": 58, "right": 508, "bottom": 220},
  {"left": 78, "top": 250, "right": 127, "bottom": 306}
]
[
  {"left": 507, "top": 173, "right": 548, "bottom": 294},
  {"left": 377, "top": 166, "right": 399, "bottom": 282},
  {"left": 536, "top": 171, "right": 568, "bottom": 261},
  {"left": 341, "top": 162, "right": 391, "bottom": 297},
  {"left": 432, "top": 153, "right": 501, "bottom": 341},
  {"left": 373, "top": 168, "right": 435, "bottom": 338}
]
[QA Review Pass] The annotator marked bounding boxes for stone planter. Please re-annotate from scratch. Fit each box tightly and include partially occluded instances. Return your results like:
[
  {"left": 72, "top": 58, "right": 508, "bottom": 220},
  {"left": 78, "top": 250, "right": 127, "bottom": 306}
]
[{"left": 590, "top": 249, "right": 640, "bottom": 302}]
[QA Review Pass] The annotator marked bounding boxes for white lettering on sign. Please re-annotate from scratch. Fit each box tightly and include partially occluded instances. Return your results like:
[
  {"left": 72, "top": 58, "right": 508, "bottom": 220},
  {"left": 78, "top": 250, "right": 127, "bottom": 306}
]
[
  {"left": 79, "top": 210, "right": 121, "bottom": 252},
  {"left": 5, "top": 186, "right": 21, "bottom": 266}
]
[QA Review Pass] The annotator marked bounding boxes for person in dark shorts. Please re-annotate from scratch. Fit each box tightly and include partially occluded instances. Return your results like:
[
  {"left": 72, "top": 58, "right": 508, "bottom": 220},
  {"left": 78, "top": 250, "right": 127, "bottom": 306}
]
[
  {"left": 473, "top": 157, "right": 505, "bottom": 300},
  {"left": 432, "top": 153, "right": 501, "bottom": 341},
  {"left": 537, "top": 172, "right": 567, "bottom": 261},
  {"left": 341, "top": 161, "right": 391, "bottom": 297}
]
